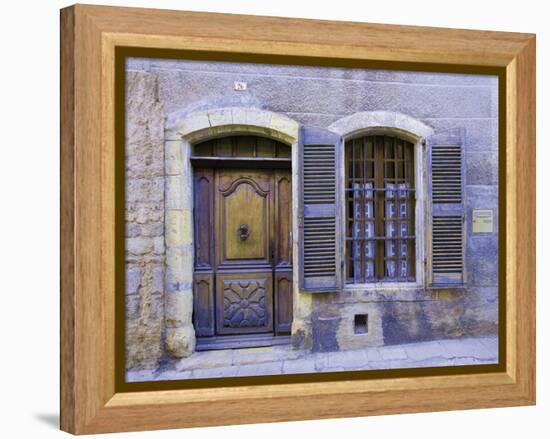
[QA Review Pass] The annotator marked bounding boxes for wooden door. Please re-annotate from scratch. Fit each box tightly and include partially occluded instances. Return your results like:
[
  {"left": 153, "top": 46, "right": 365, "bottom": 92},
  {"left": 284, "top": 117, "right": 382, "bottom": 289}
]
[
  {"left": 215, "top": 169, "right": 274, "bottom": 335},
  {"left": 193, "top": 165, "right": 292, "bottom": 349}
]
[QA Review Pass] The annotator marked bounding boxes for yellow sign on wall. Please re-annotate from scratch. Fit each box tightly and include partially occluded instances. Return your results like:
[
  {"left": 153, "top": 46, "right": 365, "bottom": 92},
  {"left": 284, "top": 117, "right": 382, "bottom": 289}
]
[{"left": 472, "top": 209, "right": 493, "bottom": 233}]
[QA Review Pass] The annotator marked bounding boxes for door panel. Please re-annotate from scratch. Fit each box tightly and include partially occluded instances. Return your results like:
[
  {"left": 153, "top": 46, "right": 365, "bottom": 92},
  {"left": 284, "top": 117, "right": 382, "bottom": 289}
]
[
  {"left": 275, "top": 171, "right": 292, "bottom": 267},
  {"left": 216, "top": 272, "right": 273, "bottom": 335},
  {"left": 193, "top": 168, "right": 215, "bottom": 270},
  {"left": 216, "top": 170, "right": 273, "bottom": 268},
  {"left": 193, "top": 273, "right": 215, "bottom": 336},
  {"left": 274, "top": 170, "right": 293, "bottom": 335},
  {"left": 274, "top": 271, "right": 293, "bottom": 334},
  {"left": 223, "top": 181, "right": 266, "bottom": 260}
]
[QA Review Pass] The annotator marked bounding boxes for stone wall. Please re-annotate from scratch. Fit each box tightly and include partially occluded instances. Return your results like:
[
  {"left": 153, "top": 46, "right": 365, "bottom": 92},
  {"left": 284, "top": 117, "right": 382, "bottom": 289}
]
[
  {"left": 125, "top": 71, "right": 166, "bottom": 369},
  {"left": 125, "top": 58, "right": 499, "bottom": 367}
]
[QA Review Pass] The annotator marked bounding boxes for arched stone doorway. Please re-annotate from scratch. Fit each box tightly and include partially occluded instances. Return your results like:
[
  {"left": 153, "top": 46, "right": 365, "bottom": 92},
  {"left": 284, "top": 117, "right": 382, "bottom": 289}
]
[
  {"left": 191, "top": 135, "right": 293, "bottom": 350},
  {"left": 163, "top": 107, "right": 303, "bottom": 357}
]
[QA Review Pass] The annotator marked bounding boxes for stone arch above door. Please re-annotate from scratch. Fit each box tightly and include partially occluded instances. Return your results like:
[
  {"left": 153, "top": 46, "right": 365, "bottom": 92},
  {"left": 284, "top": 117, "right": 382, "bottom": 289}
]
[
  {"left": 163, "top": 107, "right": 300, "bottom": 358},
  {"left": 165, "top": 107, "right": 300, "bottom": 144}
]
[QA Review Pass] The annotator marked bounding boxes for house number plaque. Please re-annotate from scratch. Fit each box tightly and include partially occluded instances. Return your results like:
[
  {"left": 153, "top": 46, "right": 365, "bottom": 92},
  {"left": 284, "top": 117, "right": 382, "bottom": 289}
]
[{"left": 472, "top": 209, "right": 494, "bottom": 233}]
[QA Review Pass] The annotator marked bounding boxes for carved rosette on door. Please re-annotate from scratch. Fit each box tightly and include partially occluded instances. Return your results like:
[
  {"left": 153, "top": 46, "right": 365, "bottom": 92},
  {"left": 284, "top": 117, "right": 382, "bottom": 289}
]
[{"left": 192, "top": 136, "right": 293, "bottom": 350}]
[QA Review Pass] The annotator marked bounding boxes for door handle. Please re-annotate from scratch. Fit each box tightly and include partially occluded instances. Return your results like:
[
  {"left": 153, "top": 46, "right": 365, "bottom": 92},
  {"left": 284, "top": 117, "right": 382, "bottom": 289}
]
[{"left": 238, "top": 224, "right": 250, "bottom": 240}]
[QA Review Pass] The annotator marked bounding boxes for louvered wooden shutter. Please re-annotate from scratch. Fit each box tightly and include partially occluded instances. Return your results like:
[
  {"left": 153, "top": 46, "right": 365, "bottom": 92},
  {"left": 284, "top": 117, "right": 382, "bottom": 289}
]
[
  {"left": 298, "top": 126, "right": 342, "bottom": 292},
  {"left": 427, "top": 130, "right": 466, "bottom": 285}
]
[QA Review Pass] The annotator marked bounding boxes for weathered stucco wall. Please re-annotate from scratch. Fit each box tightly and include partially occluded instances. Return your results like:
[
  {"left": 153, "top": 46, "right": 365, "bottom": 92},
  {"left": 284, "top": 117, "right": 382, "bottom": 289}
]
[{"left": 125, "top": 58, "right": 499, "bottom": 368}]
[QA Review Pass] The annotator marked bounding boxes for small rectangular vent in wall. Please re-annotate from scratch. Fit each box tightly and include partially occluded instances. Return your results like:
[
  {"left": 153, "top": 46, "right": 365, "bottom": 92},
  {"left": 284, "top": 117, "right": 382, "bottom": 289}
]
[{"left": 354, "top": 314, "right": 368, "bottom": 334}]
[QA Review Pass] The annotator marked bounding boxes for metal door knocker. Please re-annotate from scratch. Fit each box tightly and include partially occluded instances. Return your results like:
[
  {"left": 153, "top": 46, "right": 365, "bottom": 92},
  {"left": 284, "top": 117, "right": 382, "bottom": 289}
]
[{"left": 238, "top": 224, "right": 250, "bottom": 240}]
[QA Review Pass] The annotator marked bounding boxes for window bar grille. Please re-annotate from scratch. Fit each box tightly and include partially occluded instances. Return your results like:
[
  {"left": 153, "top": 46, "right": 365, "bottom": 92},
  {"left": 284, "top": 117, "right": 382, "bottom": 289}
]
[{"left": 346, "top": 135, "right": 416, "bottom": 283}]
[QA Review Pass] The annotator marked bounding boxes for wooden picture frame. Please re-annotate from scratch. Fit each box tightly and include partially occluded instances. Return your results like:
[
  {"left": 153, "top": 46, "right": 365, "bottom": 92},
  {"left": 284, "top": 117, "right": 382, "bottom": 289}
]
[{"left": 60, "top": 4, "right": 535, "bottom": 434}]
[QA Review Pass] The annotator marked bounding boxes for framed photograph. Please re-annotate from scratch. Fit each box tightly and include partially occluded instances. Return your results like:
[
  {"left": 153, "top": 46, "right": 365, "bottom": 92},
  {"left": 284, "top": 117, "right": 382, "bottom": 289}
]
[{"left": 60, "top": 4, "right": 535, "bottom": 434}]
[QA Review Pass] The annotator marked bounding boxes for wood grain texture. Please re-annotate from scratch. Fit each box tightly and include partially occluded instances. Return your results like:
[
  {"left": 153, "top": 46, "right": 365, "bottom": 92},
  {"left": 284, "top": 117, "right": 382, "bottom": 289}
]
[
  {"left": 60, "top": 6, "right": 75, "bottom": 433},
  {"left": 508, "top": 36, "right": 536, "bottom": 396},
  {"left": 60, "top": 4, "right": 536, "bottom": 434}
]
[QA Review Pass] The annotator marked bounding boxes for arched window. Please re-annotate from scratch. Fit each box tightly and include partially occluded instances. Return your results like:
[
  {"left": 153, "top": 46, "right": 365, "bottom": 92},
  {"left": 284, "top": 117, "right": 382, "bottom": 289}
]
[{"left": 345, "top": 135, "right": 416, "bottom": 283}]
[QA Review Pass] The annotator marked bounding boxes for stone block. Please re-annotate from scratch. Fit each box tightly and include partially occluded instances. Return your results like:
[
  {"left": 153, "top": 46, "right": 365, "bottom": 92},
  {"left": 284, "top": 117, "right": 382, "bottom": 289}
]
[
  {"left": 229, "top": 107, "right": 269, "bottom": 129},
  {"left": 206, "top": 107, "right": 234, "bottom": 127},
  {"left": 176, "top": 112, "right": 210, "bottom": 137},
  {"left": 269, "top": 112, "right": 299, "bottom": 139},
  {"left": 152, "top": 236, "right": 165, "bottom": 255},
  {"left": 151, "top": 222, "right": 164, "bottom": 237},
  {"left": 151, "top": 265, "right": 164, "bottom": 294},
  {"left": 126, "top": 71, "right": 164, "bottom": 142},
  {"left": 126, "top": 204, "right": 164, "bottom": 225},
  {"left": 125, "top": 319, "right": 163, "bottom": 369},
  {"left": 149, "top": 292, "right": 164, "bottom": 321},
  {"left": 125, "top": 295, "right": 141, "bottom": 320},
  {"left": 165, "top": 175, "right": 192, "bottom": 211},
  {"left": 165, "top": 245, "right": 194, "bottom": 286},
  {"left": 126, "top": 139, "right": 164, "bottom": 179},
  {"left": 165, "top": 209, "right": 193, "bottom": 247},
  {"left": 165, "top": 175, "right": 182, "bottom": 210},
  {"left": 165, "top": 326, "right": 196, "bottom": 358},
  {"left": 126, "top": 237, "right": 153, "bottom": 256},
  {"left": 165, "top": 140, "right": 183, "bottom": 176},
  {"left": 126, "top": 178, "right": 164, "bottom": 206},
  {"left": 125, "top": 223, "right": 141, "bottom": 238},
  {"left": 165, "top": 289, "right": 193, "bottom": 328},
  {"left": 125, "top": 266, "right": 142, "bottom": 295}
]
